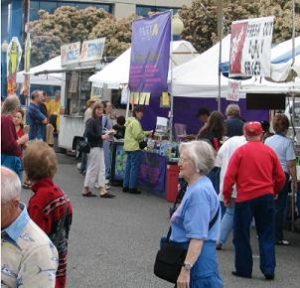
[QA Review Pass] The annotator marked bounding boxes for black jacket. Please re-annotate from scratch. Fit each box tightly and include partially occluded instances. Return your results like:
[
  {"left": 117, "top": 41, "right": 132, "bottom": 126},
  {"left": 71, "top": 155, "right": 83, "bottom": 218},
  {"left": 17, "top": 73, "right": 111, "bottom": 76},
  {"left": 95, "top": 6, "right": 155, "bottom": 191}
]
[{"left": 84, "top": 117, "right": 103, "bottom": 148}]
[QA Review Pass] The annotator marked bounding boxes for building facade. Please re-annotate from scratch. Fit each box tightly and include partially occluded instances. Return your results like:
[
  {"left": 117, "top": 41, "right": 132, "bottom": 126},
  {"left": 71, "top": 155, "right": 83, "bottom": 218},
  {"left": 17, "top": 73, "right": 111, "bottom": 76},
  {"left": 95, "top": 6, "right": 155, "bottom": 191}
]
[{"left": 1, "top": 0, "right": 191, "bottom": 97}]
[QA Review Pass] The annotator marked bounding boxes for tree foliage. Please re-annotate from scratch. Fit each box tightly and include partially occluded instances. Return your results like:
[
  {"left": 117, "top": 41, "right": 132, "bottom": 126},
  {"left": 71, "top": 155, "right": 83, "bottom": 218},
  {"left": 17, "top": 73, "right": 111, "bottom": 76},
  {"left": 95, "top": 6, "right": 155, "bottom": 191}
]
[
  {"left": 180, "top": 0, "right": 300, "bottom": 53},
  {"left": 29, "top": 6, "right": 135, "bottom": 66},
  {"left": 29, "top": 1, "right": 300, "bottom": 66}
]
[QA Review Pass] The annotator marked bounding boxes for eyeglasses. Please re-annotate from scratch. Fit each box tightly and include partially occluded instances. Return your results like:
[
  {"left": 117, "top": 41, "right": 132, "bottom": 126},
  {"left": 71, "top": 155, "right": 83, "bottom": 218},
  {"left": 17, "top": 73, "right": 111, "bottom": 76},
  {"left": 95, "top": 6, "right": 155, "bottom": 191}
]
[{"left": 178, "top": 157, "right": 189, "bottom": 164}]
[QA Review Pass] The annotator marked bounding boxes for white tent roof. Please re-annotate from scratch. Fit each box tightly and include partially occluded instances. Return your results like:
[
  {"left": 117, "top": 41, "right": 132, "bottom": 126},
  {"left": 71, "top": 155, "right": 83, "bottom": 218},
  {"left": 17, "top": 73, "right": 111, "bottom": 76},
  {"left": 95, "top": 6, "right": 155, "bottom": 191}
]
[
  {"left": 270, "top": 36, "right": 300, "bottom": 81},
  {"left": 172, "top": 35, "right": 231, "bottom": 98},
  {"left": 17, "top": 56, "right": 63, "bottom": 86},
  {"left": 172, "top": 35, "right": 300, "bottom": 98},
  {"left": 89, "top": 40, "right": 197, "bottom": 89}
]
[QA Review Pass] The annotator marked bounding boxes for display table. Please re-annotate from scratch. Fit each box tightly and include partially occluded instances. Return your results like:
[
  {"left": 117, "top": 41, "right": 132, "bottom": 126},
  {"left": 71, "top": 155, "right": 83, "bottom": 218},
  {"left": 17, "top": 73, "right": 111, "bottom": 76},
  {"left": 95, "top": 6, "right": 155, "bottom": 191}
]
[{"left": 110, "top": 141, "right": 179, "bottom": 202}]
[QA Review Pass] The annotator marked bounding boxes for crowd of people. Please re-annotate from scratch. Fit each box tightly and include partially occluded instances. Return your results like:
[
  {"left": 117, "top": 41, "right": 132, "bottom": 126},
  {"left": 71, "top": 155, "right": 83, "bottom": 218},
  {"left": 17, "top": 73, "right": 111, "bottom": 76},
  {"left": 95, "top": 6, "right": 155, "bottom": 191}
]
[
  {"left": 170, "top": 106, "right": 297, "bottom": 287},
  {"left": 1, "top": 93, "right": 72, "bottom": 288},
  {"left": 1, "top": 92, "right": 298, "bottom": 287}
]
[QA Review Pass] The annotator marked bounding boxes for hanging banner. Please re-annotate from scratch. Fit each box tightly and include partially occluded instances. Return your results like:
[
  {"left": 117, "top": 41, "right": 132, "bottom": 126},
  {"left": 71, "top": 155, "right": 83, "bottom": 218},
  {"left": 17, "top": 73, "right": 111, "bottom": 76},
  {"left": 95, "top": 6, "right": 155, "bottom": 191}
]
[
  {"left": 23, "top": 33, "right": 31, "bottom": 99},
  {"left": 226, "top": 80, "right": 245, "bottom": 102},
  {"left": 7, "top": 37, "right": 23, "bottom": 96},
  {"left": 229, "top": 16, "right": 274, "bottom": 77},
  {"left": 80, "top": 38, "right": 106, "bottom": 63},
  {"left": 61, "top": 42, "right": 81, "bottom": 67},
  {"left": 129, "top": 11, "right": 171, "bottom": 95}
]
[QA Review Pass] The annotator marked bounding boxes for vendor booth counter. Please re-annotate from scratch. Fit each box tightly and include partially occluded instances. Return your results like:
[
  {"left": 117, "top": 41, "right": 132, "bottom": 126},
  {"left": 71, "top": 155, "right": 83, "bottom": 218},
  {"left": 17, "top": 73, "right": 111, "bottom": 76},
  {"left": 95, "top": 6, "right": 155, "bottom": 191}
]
[{"left": 110, "top": 141, "right": 180, "bottom": 202}]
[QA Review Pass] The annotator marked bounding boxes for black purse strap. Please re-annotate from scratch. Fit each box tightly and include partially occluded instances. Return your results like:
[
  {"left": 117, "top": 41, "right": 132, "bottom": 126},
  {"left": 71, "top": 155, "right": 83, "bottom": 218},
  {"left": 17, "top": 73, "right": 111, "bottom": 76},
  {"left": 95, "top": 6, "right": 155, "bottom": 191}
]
[
  {"left": 166, "top": 204, "right": 220, "bottom": 241},
  {"left": 166, "top": 191, "right": 183, "bottom": 240}
]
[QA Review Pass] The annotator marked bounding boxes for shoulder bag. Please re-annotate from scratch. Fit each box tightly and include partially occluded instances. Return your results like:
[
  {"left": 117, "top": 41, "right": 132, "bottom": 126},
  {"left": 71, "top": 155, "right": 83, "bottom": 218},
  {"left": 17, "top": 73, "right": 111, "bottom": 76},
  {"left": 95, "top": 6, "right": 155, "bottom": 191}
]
[{"left": 154, "top": 197, "right": 220, "bottom": 284}]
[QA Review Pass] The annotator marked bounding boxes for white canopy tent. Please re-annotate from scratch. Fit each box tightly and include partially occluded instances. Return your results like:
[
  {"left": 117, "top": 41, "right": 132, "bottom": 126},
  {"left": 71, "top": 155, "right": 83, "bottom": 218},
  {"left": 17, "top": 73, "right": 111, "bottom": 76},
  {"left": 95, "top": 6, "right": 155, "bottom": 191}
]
[
  {"left": 88, "top": 40, "right": 198, "bottom": 88},
  {"left": 16, "top": 56, "right": 64, "bottom": 86},
  {"left": 172, "top": 35, "right": 300, "bottom": 98},
  {"left": 172, "top": 35, "right": 231, "bottom": 98},
  {"left": 270, "top": 36, "right": 300, "bottom": 82}
]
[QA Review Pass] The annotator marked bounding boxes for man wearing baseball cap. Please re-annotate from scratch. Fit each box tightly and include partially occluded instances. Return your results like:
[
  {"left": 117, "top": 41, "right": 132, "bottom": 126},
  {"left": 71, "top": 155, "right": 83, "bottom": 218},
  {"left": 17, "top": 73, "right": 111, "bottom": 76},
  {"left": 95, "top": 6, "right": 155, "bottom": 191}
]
[{"left": 223, "top": 122, "right": 286, "bottom": 280}]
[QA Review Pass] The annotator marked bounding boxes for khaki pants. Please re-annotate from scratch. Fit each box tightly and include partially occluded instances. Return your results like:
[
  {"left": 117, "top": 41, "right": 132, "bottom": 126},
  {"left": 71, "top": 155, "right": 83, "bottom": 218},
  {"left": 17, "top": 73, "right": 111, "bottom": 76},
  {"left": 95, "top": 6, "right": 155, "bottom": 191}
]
[
  {"left": 46, "top": 124, "right": 55, "bottom": 145},
  {"left": 84, "top": 147, "right": 106, "bottom": 189}
]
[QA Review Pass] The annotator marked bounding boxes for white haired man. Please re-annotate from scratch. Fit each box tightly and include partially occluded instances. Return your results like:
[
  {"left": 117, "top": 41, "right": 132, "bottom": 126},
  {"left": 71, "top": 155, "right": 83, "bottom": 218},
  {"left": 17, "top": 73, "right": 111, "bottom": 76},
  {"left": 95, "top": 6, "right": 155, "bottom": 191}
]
[
  {"left": 1, "top": 166, "right": 58, "bottom": 288},
  {"left": 225, "top": 104, "right": 244, "bottom": 137}
]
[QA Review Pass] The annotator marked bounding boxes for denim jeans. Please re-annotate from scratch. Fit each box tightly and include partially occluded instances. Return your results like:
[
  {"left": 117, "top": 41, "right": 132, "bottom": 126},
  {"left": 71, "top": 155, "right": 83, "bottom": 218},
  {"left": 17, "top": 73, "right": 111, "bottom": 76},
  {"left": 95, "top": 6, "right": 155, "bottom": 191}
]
[
  {"left": 1, "top": 154, "right": 23, "bottom": 180},
  {"left": 233, "top": 194, "right": 275, "bottom": 277},
  {"left": 80, "top": 152, "right": 87, "bottom": 174},
  {"left": 275, "top": 173, "right": 289, "bottom": 242},
  {"left": 103, "top": 140, "right": 111, "bottom": 179},
  {"left": 123, "top": 150, "right": 141, "bottom": 189},
  {"left": 218, "top": 202, "right": 235, "bottom": 245}
]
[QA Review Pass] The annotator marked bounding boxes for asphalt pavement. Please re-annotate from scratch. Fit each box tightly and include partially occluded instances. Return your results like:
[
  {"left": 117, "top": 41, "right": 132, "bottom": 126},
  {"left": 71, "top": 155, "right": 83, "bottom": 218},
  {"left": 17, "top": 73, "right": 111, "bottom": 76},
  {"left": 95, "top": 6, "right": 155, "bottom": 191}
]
[{"left": 21, "top": 154, "right": 300, "bottom": 288}]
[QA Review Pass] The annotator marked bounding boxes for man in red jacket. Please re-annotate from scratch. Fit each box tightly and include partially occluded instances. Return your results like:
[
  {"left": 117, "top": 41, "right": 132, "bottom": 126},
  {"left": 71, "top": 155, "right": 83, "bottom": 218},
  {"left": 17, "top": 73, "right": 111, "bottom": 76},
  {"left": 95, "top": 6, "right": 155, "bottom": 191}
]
[{"left": 223, "top": 122, "right": 285, "bottom": 280}]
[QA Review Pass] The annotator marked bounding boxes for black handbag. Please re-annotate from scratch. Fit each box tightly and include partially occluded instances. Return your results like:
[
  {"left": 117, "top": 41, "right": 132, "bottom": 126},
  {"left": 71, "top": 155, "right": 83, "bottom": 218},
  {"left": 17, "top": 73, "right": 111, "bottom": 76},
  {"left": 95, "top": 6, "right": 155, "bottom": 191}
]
[
  {"left": 139, "top": 140, "right": 148, "bottom": 150},
  {"left": 154, "top": 195, "right": 220, "bottom": 284},
  {"left": 78, "top": 139, "right": 91, "bottom": 154}
]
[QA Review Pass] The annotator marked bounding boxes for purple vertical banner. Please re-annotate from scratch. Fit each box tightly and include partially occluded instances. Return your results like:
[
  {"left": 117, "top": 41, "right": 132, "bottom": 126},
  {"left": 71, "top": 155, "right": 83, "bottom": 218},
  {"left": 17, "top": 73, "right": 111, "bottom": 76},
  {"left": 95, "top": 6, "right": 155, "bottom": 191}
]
[{"left": 129, "top": 11, "right": 171, "bottom": 95}]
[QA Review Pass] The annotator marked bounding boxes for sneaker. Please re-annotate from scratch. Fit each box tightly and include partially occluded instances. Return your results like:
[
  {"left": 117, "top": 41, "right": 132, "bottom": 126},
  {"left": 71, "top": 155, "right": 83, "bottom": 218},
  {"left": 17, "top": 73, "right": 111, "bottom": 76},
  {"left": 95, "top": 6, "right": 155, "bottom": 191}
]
[
  {"left": 122, "top": 187, "right": 129, "bottom": 193},
  {"left": 232, "top": 271, "right": 252, "bottom": 279},
  {"left": 100, "top": 193, "right": 115, "bottom": 198},
  {"left": 129, "top": 188, "right": 141, "bottom": 194},
  {"left": 276, "top": 240, "right": 290, "bottom": 246},
  {"left": 264, "top": 274, "right": 275, "bottom": 280}
]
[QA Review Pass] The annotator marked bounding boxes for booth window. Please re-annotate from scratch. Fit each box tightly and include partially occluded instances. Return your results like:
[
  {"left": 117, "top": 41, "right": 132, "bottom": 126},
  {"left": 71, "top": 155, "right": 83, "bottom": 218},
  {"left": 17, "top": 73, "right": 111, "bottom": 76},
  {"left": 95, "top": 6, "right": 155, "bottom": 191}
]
[
  {"left": 136, "top": 5, "right": 178, "bottom": 17},
  {"left": 65, "top": 70, "right": 92, "bottom": 116},
  {"left": 30, "top": 1, "right": 113, "bottom": 21}
]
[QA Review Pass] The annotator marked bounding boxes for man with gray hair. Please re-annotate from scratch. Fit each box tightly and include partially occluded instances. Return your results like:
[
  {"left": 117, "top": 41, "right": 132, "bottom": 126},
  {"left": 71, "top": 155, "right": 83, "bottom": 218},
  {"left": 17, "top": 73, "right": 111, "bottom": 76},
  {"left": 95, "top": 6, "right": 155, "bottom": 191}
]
[
  {"left": 1, "top": 166, "right": 58, "bottom": 287},
  {"left": 27, "top": 90, "right": 48, "bottom": 140},
  {"left": 225, "top": 103, "right": 244, "bottom": 137},
  {"left": 1, "top": 96, "right": 28, "bottom": 178}
]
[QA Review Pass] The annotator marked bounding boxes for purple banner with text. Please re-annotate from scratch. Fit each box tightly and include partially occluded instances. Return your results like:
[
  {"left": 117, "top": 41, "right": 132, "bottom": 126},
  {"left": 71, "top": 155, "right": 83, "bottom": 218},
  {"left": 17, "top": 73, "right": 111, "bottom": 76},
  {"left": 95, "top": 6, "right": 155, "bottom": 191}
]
[{"left": 129, "top": 11, "right": 171, "bottom": 95}]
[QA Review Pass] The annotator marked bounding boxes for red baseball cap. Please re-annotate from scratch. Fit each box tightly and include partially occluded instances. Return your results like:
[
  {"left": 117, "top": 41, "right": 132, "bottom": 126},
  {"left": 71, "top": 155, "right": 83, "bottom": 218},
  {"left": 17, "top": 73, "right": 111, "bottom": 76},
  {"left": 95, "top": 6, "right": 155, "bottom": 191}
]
[{"left": 244, "top": 121, "right": 264, "bottom": 137}]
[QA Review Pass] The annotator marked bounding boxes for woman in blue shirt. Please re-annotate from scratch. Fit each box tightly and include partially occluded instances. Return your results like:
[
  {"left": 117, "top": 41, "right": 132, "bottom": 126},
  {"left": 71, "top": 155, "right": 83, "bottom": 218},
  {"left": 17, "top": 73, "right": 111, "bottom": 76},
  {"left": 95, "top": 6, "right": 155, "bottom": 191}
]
[
  {"left": 265, "top": 114, "right": 297, "bottom": 246},
  {"left": 171, "top": 140, "right": 223, "bottom": 288}
]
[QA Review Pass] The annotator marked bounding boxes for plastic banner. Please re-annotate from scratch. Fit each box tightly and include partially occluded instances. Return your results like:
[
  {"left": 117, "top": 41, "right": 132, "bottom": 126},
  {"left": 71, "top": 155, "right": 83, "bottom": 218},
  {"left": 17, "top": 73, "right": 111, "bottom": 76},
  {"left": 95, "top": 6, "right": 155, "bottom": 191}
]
[
  {"left": 80, "top": 38, "right": 105, "bottom": 63},
  {"left": 229, "top": 16, "right": 274, "bottom": 77},
  {"left": 61, "top": 42, "right": 81, "bottom": 67},
  {"left": 129, "top": 11, "right": 171, "bottom": 95}
]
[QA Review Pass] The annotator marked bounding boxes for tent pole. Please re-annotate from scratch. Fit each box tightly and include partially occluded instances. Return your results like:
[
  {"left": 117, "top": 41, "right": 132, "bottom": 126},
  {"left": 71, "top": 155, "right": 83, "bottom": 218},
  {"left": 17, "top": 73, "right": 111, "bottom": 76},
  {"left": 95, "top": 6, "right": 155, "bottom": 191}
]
[
  {"left": 291, "top": 0, "right": 296, "bottom": 233},
  {"left": 169, "top": 10, "right": 174, "bottom": 141},
  {"left": 217, "top": 0, "right": 223, "bottom": 112}
]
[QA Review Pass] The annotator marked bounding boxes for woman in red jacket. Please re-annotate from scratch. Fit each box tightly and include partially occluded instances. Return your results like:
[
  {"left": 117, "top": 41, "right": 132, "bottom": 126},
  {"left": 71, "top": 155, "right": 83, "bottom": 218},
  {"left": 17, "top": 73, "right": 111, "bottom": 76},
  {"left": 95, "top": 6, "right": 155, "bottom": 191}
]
[{"left": 24, "top": 141, "right": 73, "bottom": 288}]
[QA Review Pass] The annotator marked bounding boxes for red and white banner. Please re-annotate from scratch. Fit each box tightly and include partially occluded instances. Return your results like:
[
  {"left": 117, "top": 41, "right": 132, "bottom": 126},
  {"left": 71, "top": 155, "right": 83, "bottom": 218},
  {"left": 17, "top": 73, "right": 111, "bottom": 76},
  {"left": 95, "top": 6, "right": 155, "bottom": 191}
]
[
  {"left": 229, "top": 16, "right": 274, "bottom": 77},
  {"left": 226, "top": 80, "right": 245, "bottom": 102}
]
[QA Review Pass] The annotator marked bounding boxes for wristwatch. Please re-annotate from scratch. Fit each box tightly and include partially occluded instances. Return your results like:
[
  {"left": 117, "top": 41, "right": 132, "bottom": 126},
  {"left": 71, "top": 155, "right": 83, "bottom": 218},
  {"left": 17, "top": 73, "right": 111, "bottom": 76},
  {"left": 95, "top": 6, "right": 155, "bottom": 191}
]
[{"left": 182, "top": 261, "right": 193, "bottom": 272}]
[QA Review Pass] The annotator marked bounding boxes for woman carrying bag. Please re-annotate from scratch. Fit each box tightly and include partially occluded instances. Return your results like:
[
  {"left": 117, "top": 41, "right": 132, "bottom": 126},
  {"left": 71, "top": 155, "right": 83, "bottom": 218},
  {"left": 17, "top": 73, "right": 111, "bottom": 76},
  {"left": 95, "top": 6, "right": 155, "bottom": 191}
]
[
  {"left": 155, "top": 141, "right": 223, "bottom": 288},
  {"left": 82, "top": 102, "right": 115, "bottom": 198}
]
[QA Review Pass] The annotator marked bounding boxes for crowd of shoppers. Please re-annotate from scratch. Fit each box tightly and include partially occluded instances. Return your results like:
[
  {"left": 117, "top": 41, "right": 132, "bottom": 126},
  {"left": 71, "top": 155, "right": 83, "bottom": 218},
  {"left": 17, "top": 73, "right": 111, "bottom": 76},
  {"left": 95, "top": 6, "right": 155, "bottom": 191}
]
[
  {"left": 1, "top": 166, "right": 59, "bottom": 288},
  {"left": 2, "top": 93, "right": 298, "bottom": 287}
]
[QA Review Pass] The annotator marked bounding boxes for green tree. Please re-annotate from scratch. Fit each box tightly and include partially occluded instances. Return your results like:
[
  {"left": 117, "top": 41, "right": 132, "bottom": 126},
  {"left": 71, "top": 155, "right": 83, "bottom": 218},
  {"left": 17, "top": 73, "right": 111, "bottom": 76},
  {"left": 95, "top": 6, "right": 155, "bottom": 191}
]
[
  {"left": 29, "top": 6, "right": 135, "bottom": 66},
  {"left": 180, "top": 0, "right": 300, "bottom": 53}
]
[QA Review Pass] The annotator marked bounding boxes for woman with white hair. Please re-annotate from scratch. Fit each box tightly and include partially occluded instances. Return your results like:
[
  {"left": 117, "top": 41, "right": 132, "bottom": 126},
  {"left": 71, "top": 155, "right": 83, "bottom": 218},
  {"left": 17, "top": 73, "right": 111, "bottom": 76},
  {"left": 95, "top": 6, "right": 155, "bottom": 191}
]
[{"left": 170, "top": 141, "right": 223, "bottom": 288}]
